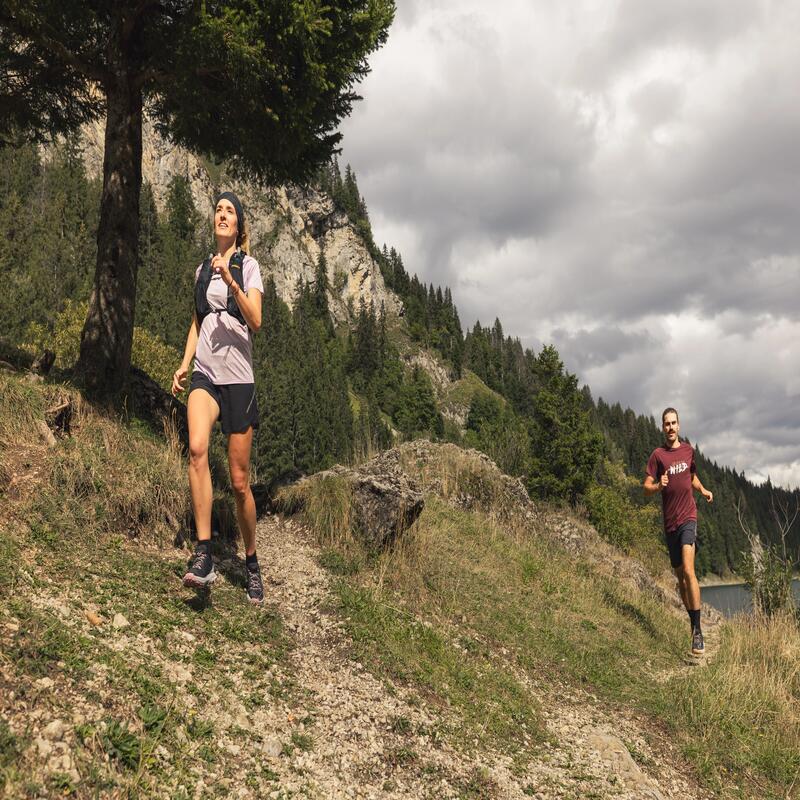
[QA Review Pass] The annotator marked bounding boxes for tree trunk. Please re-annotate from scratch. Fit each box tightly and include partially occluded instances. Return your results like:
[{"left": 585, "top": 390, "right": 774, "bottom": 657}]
[{"left": 76, "top": 75, "right": 142, "bottom": 396}]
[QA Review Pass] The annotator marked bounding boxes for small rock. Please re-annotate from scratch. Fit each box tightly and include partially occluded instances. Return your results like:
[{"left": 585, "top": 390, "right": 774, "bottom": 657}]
[
  {"left": 179, "top": 630, "right": 196, "bottom": 642},
  {"left": 47, "top": 751, "right": 75, "bottom": 775},
  {"left": 34, "top": 737, "right": 52, "bottom": 758},
  {"left": 234, "top": 711, "right": 251, "bottom": 731},
  {"left": 36, "top": 419, "right": 56, "bottom": 447},
  {"left": 262, "top": 737, "right": 282, "bottom": 758},
  {"left": 588, "top": 732, "right": 663, "bottom": 797},
  {"left": 42, "top": 720, "right": 67, "bottom": 741},
  {"left": 165, "top": 662, "right": 192, "bottom": 684},
  {"left": 112, "top": 613, "right": 130, "bottom": 629},
  {"left": 35, "top": 677, "right": 55, "bottom": 690}
]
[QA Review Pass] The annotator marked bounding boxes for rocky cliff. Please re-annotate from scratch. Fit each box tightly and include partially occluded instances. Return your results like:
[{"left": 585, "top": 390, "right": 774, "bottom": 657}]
[{"left": 79, "top": 117, "right": 402, "bottom": 326}]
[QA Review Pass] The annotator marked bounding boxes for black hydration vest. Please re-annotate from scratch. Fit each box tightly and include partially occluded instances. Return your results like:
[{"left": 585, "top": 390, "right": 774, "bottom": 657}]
[{"left": 195, "top": 250, "right": 247, "bottom": 329}]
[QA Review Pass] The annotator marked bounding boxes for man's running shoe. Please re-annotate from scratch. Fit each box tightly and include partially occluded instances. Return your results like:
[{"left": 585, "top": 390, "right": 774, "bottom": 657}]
[
  {"left": 183, "top": 547, "right": 217, "bottom": 588},
  {"left": 246, "top": 564, "right": 264, "bottom": 605},
  {"left": 691, "top": 629, "right": 705, "bottom": 656}
]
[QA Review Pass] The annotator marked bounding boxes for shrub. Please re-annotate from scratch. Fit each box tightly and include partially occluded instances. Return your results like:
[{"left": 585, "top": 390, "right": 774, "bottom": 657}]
[{"left": 23, "top": 300, "right": 181, "bottom": 390}]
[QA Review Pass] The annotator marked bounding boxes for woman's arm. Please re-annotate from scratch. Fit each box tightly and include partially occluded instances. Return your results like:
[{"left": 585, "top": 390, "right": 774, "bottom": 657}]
[
  {"left": 230, "top": 283, "right": 262, "bottom": 331},
  {"left": 172, "top": 315, "right": 200, "bottom": 396}
]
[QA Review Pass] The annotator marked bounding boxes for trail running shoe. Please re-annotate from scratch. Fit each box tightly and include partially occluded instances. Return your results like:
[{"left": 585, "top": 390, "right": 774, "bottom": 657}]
[
  {"left": 691, "top": 629, "right": 705, "bottom": 656},
  {"left": 183, "top": 547, "right": 217, "bottom": 588},
  {"left": 246, "top": 564, "right": 264, "bottom": 605}
]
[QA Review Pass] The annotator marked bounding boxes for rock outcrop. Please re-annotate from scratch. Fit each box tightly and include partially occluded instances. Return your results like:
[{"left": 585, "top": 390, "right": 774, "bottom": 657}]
[
  {"left": 78, "top": 119, "right": 401, "bottom": 327},
  {"left": 283, "top": 449, "right": 425, "bottom": 551}
]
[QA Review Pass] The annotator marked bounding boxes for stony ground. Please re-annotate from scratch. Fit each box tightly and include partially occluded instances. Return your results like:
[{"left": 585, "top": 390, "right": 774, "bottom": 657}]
[{"left": 1, "top": 509, "right": 719, "bottom": 799}]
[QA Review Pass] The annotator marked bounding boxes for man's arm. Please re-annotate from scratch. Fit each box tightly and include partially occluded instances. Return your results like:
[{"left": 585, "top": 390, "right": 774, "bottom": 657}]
[
  {"left": 643, "top": 473, "right": 668, "bottom": 496},
  {"left": 692, "top": 474, "right": 713, "bottom": 503}
]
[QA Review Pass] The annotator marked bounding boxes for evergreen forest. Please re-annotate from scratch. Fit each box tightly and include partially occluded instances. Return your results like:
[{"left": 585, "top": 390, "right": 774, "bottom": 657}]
[{"left": 2, "top": 142, "right": 797, "bottom": 577}]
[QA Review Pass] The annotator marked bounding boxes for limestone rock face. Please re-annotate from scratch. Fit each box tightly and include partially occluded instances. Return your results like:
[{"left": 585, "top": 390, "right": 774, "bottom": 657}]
[
  {"left": 405, "top": 349, "right": 454, "bottom": 396},
  {"left": 78, "top": 119, "right": 400, "bottom": 326},
  {"left": 81, "top": 117, "right": 215, "bottom": 215}
]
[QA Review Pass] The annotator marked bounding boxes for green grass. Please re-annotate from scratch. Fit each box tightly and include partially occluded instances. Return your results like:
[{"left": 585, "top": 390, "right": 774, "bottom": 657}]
[
  {"left": 290, "top": 731, "right": 314, "bottom": 752},
  {"left": 319, "top": 486, "right": 800, "bottom": 798},
  {"left": 0, "top": 720, "right": 21, "bottom": 770},
  {"left": 443, "top": 369, "right": 505, "bottom": 414},
  {"left": 5, "top": 601, "right": 92, "bottom": 679},
  {"left": 101, "top": 720, "right": 142, "bottom": 770},
  {"left": 336, "top": 577, "right": 544, "bottom": 753},
  {"left": 0, "top": 372, "right": 294, "bottom": 798}
]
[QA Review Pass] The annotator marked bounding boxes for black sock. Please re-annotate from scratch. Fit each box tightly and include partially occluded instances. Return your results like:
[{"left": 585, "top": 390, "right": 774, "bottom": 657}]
[
  {"left": 245, "top": 552, "right": 259, "bottom": 570},
  {"left": 689, "top": 609, "right": 701, "bottom": 632},
  {"left": 196, "top": 539, "right": 211, "bottom": 555}
]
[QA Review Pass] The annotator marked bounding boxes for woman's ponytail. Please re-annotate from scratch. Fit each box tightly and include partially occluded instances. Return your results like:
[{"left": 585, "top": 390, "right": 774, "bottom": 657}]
[{"left": 237, "top": 220, "right": 250, "bottom": 255}]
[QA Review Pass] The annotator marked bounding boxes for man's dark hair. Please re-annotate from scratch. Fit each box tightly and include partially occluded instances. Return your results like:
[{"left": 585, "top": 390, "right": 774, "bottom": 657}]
[{"left": 662, "top": 407, "right": 679, "bottom": 423}]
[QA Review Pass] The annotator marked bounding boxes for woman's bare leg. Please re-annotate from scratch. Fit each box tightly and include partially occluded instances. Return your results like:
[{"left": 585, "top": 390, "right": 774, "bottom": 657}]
[
  {"left": 187, "top": 389, "right": 220, "bottom": 541},
  {"left": 227, "top": 427, "right": 256, "bottom": 555}
]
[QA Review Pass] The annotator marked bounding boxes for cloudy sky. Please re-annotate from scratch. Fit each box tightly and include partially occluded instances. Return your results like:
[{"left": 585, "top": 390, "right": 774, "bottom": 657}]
[{"left": 339, "top": 0, "right": 800, "bottom": 489}]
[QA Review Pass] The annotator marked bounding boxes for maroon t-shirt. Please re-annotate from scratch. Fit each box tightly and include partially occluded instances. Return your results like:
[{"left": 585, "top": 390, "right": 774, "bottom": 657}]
[{"left": 646, "top": 442, "right": 697, "bottom": 533}]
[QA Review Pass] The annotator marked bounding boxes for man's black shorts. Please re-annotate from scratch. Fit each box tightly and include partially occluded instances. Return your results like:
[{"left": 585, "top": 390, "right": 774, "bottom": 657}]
[
  {"left": 665, "top": 519, "right": 698, "bottom": 569},
  {"left": 189, "top": 371, "right": 259, "bottom": 436}
]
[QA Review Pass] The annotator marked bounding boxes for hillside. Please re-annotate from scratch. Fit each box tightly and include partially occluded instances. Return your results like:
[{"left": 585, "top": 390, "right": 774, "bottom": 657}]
[
  {"left": 2, "top": 127, "right": 797, "bottom": 576},
  {"left": 2, "top": 368, "right": 798, "bottom": 799}
]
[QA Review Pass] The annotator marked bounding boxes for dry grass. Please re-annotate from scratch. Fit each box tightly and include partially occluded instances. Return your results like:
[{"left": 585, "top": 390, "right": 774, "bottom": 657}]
[
  {"left": 1, "top": 371, "right": 188, "bottom": 547},
  {"left": 668, "top": 611, "right": 800, "bottom": 793},
  {"left": 398, "top": 441, "right": 527, "bottom": 523},
  {"left": 276, "top": 473, "right": 355, "bottom": 549}
]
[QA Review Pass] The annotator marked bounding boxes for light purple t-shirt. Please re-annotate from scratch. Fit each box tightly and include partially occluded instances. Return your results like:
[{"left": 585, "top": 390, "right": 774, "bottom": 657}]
[{"left": 193, "top": 254, "right": 264, "bottom": 385}]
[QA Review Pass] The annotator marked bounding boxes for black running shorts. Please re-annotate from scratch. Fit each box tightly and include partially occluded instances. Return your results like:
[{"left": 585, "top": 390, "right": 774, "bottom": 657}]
[
  {"left": 189, "top": 371, "right": 259, "bottom": 435},
  {"left": 664, "top": 519, "right": 698, "bottom": 569}
]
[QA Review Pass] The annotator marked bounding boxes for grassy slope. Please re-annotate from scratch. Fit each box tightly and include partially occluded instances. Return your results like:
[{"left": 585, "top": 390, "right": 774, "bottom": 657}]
[
  {"left": 294, "top": 445, "right": 800, "bottom": 800},
  {"left": 1, "top": 371, "right": 798, "bottom": 799},
  {"left": 0, "top": 372, "right": 289, "bottom": 799}
]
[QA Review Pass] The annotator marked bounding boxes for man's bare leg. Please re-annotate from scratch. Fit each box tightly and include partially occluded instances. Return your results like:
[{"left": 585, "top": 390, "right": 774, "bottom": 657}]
[
  {"left": 679, "top": 543, "right": 701, "bottom": 612},
  {"left": 678, "top": 543, "right": 703, "bottom": 654}
]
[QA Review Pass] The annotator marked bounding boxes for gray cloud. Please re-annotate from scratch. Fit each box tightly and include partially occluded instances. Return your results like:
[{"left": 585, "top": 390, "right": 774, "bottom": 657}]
[
  {"left": 573, "top": 0, "right": 762, "bottom": 87},
  {"left": 341, "top": 0, "right": 800, "bottom": 487},
  {"left": 551, "top": 325, "right": 658, "bottom": 371}
]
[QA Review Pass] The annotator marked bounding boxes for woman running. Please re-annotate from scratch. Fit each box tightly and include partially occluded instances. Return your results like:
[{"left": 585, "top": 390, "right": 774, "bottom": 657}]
[{"left": 171, "top": 191, "right": 265, "bottom": 604}]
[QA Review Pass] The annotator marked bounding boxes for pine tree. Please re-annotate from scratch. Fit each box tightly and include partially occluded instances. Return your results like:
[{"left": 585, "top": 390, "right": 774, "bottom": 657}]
[
  {"left": 395, "top": 366, "right": 443, "bottom": 439},
  {"left": 1, "top": 1, "right": 395, "bottom": 394},
  {"left": 527, "top": 345, "right": 603, "bottom": 502},
  {"left": 312, "top": 252, "right": 333, "bottom": 335}
]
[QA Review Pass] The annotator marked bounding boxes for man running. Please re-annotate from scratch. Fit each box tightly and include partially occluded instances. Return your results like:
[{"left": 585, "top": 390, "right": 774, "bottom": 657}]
[{"left": 644, "top": 407, "right": 713, "bottom": 655}]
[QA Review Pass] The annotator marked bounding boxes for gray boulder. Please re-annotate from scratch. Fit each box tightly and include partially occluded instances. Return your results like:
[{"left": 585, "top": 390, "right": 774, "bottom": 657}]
[{"left": 286, "top": 449, "right": 424, "bottom": 551}]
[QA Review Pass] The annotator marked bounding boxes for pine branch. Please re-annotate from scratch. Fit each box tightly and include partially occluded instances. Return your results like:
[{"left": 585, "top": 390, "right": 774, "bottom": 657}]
[{"left": 0, "top": 7, "right": 109, "bottom": 84}]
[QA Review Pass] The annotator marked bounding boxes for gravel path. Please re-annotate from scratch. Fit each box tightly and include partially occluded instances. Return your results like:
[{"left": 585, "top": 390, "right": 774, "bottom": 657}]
[
  {"left": 1, "top": 511, "right": 716, "bottom": 799},
  {"left": 249, "top": 513, "right": 713, "bottom": 800}
]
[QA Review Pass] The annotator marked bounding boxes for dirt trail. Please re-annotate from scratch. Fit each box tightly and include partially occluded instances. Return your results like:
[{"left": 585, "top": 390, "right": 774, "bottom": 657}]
[
  {"left": 250, "top": 513, "right": 713, "bottom": 800},
  {"left": 1, "top": 511, "right": 717, "bottom": 799}
]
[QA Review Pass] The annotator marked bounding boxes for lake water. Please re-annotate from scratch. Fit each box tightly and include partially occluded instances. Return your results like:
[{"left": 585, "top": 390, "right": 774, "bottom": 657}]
[{"left": 702, "top": 579, "right": 800, "bottom": 617}]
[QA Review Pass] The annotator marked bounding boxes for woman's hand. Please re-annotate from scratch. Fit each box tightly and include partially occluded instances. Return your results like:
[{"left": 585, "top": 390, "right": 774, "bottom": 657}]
[
  {"left": 211, "top": 253, "right": 233, "bottom": 287},
  {"left": 172, "top": 364, "right": 189, "bottom": 396}
]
